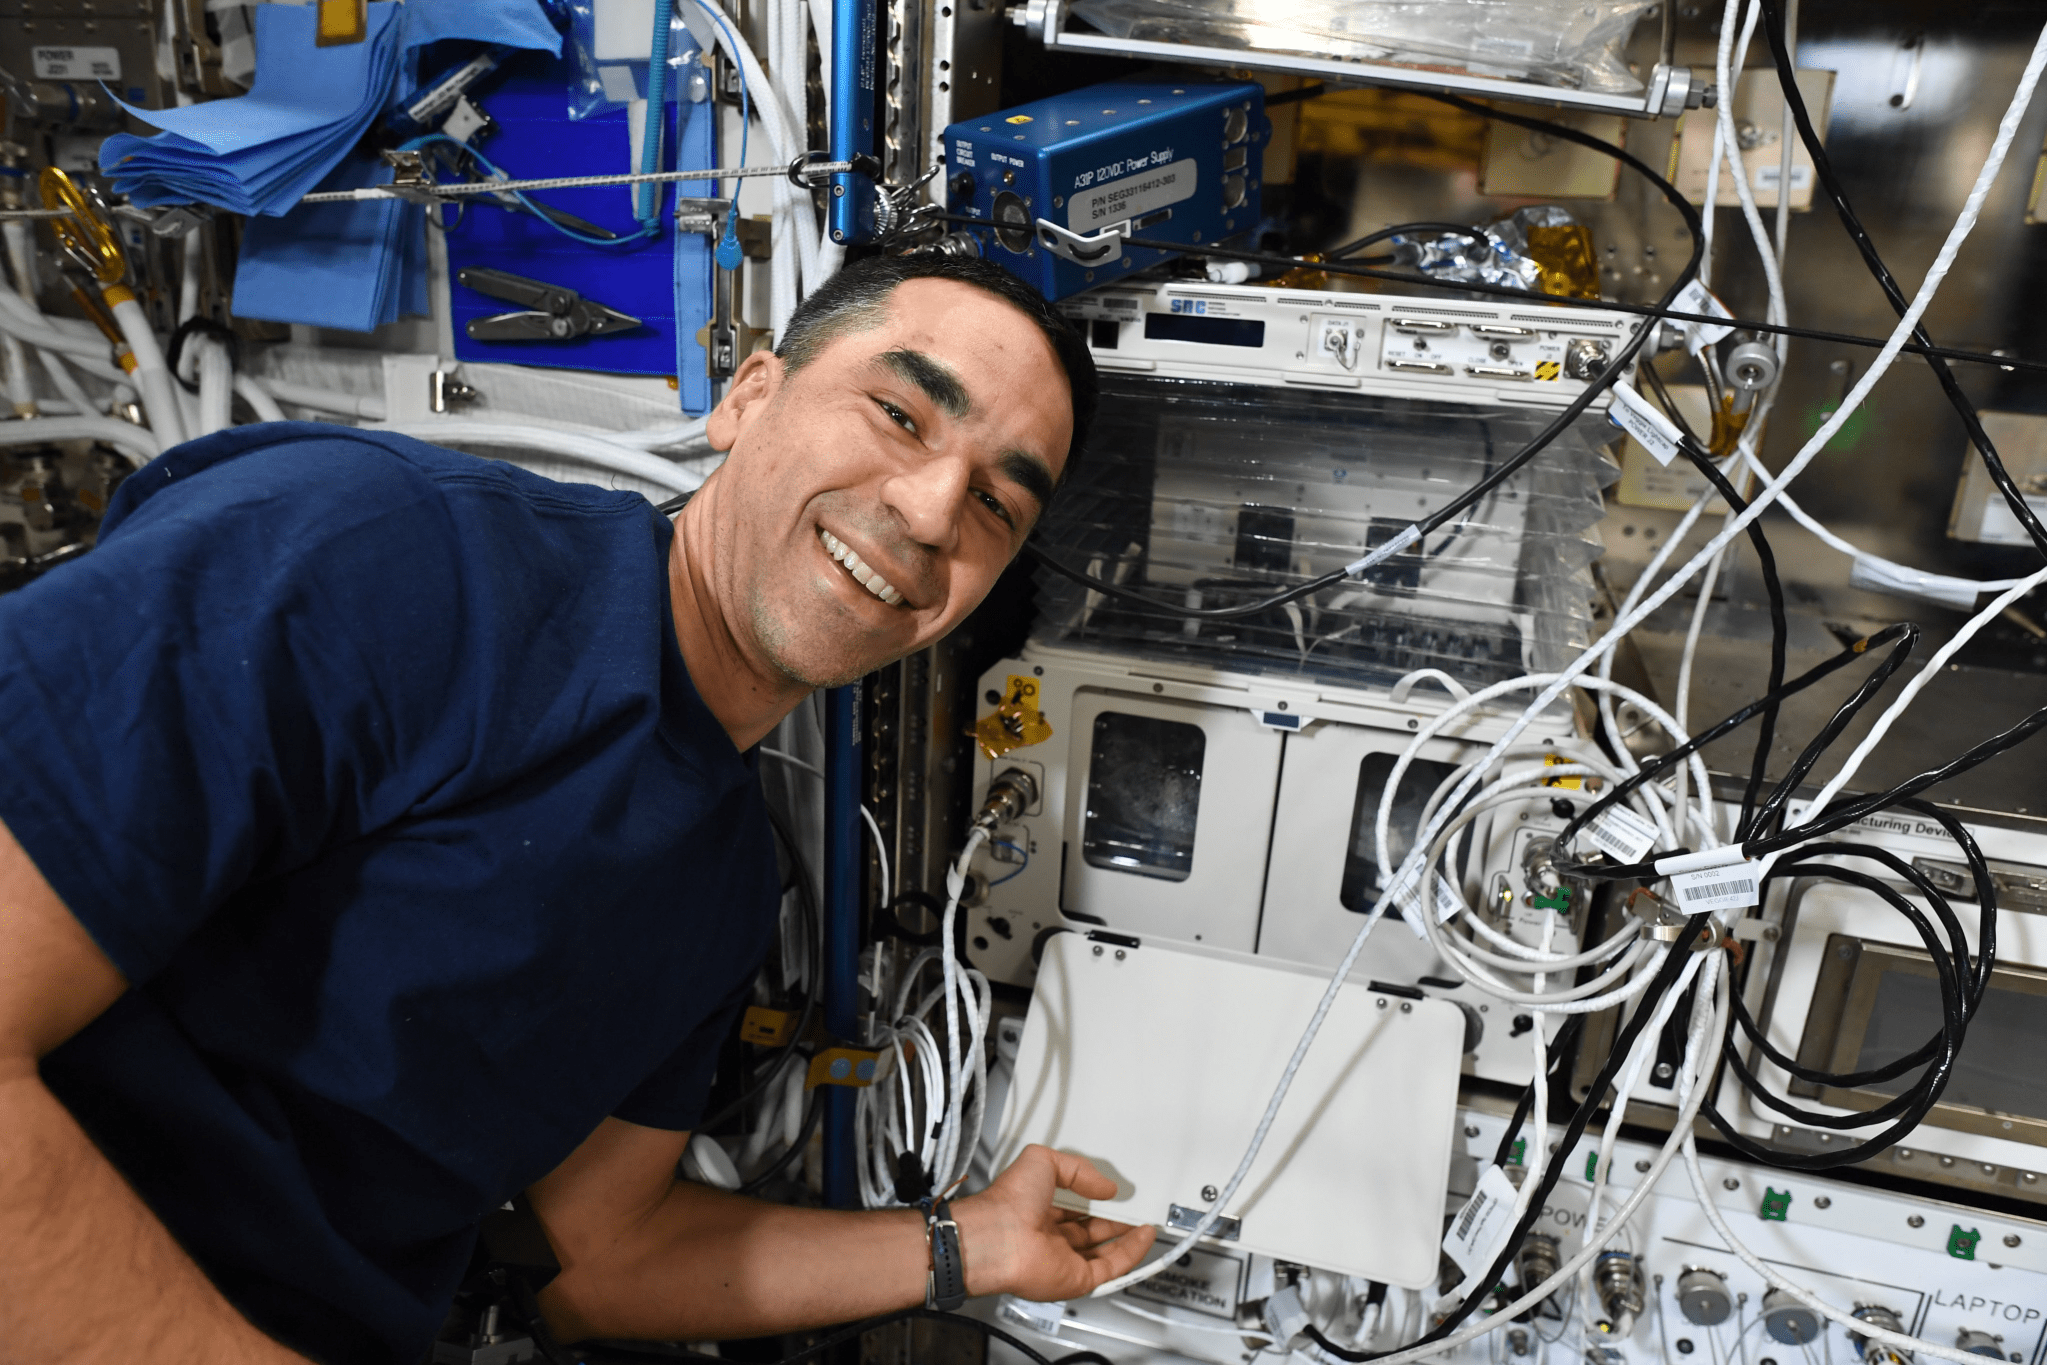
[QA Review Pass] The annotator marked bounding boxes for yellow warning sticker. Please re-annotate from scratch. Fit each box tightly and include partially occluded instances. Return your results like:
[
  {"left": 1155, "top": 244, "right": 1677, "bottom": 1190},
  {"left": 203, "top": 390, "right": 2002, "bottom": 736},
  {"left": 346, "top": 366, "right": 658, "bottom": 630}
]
[
  {"left": 1535, "top": 360, "right": 1562, "bottom": 381},
  {"left": 1006, "top": 114, "right": 1035, "bottom": 124}
]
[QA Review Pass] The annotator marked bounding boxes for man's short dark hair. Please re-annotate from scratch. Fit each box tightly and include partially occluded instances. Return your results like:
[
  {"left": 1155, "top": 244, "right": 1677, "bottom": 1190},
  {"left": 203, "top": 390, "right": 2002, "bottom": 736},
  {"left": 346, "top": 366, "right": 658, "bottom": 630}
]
[{"left": 774, "top": 254, "right": 1097, "bottom": 479}]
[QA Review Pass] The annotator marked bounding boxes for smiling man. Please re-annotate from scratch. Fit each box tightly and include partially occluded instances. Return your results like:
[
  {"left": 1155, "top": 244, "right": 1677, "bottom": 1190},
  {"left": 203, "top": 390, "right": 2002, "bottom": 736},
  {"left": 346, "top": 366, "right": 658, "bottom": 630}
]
[{"left": 0, "top": 254, "right": 1150, "bottom": 1365}]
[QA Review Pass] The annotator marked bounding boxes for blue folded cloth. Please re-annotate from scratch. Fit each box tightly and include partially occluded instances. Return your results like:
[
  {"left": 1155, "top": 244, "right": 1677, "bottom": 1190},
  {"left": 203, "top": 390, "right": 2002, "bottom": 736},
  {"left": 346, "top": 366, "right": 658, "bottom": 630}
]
[
  {"left": 100, "top": 0, "right": 559, "bottom": 216},
  {"left": 101, "top": 0, "right": 560, "bottom": 331}
]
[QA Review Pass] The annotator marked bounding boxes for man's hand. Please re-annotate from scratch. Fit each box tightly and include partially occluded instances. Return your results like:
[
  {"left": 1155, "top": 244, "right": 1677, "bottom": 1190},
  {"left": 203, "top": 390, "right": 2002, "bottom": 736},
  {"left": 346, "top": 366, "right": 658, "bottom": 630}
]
[{"left": 952, "top": 1144, "right": 1156, "bottom": 1301}]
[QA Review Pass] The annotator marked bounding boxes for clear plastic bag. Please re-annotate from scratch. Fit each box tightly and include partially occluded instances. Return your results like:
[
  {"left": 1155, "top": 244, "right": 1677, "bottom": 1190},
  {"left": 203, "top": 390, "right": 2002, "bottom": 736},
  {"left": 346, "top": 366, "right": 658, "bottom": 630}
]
[
  {"left": 1068, "top": 0, "right": 1657, "bottom": 94},
  {"left": 565, "top": 0, "right": 709, "bottom": 119}
]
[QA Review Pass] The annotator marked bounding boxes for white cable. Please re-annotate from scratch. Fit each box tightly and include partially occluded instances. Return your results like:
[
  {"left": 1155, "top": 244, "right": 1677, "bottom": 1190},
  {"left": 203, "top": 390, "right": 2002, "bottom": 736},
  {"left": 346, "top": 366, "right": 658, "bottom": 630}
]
[
  {"left": 178, "top": 227, "right": 203, "bottom": 328},
  {"left": 194, "top": 336, "right": 234, "bottom": 438},
  {"left": 1109, "top": 1298, "right": 1275, "bottom": 1343},
  {"left": 859, "top": 804, "right": 892, "bottom": 918},
  {"left": 107, "top": 292, "right": 186, "bottom": 449},
  {"left": 1765, "top": 560, "right": 2047, "bottom": 874},
  {"left": 233, "top": 374, "right": 287, "bottom": 424},
  {"left": 760, "top": 746, "right": 824, "bottom": 778},
  {"left": 368, "top": 422, "right": 709, "bottom": 496},
  {"left": 934, "top": 826, "right": 989, "bottom": 1194},
  {"left": 1110, "top": 42, "right": 2047, "bottom": 1292},
  {"left": 38, "top": 348, "right": 98, "bottom": 417},
  {"left": 258, "top": 377, "right": 387, "bottom": 420},
  {"left": 0, "top": 416, "right": 159, "bottom": 464}
]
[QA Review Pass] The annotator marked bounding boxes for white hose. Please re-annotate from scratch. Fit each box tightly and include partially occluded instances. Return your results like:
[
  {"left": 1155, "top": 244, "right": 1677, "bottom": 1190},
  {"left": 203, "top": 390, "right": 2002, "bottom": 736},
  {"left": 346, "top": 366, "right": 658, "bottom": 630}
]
[
  {"left": 178, "top": 228, "right": 203, "bottom": 328},
  {"left": 259, "top": 378, "right": 388, "bottom": 420},
  {"left": 370, "top": 421, "right": 711, "bottom": 496},
  {"left": 233, "top": 374, "right": 288, "bottom": 424},
  {"left": 0, "top": 415, "right": 159, "bottom": 464},
  {"left": 38, "top": 348, "right": 97, "bottom": 417},
  {"left": 1, "top": 333, "right": 32, "bottom": 415},
  {"left": 194, "top": 337, "right": 234, "bottom": 438},
  {"left": 108, "top": 292, "right": 187, "bottom": 448}
]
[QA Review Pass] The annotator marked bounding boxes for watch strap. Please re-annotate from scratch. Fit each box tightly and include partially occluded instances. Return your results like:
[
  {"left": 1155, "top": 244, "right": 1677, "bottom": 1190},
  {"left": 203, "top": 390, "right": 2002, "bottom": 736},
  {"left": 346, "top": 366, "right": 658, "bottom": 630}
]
[{"left": 920, "top": 1196, "right": 967, "bottom": 1311}]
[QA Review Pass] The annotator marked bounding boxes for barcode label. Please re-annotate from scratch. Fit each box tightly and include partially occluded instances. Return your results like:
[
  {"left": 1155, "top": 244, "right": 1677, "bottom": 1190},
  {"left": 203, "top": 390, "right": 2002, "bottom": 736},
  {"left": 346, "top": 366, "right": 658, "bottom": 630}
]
[
  {"left": 1442, "top": 1163, "right": 1519, "bottom": 1277},
  {"left": 1586, "top": 805, "right": 1658, "bottom": 864},
  {"left": 1669, "top": 863, "right": 1760, "bottom": 911},
  {"left": 1389, "top": 866, "right": 1467, "bottom": 936},
  {"left": 1673, "top": 279, "right": 1735, "bottom": 353}
]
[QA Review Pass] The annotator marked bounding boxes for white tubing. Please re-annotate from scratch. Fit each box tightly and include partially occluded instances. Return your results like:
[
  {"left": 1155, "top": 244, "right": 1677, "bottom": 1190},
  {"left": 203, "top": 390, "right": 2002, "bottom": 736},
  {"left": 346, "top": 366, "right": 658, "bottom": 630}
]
[
  {"left": 194, "top": 337, "right": 234, "bottom": 438},
  {"left": 370, "top": 421, "right": 711, "bottom": 496},
  {"left": 259, "top": 378, "right": 388, "bottom": 420},
  {"left": 1, "top": 333, "right": 32, "bottom": 415},
  {"left": 1, "top": 220, "right": 38, "bottom": 303},
  {"left": 178, "top": 228, "right": 203, "bottom": 327},
  {"left": 0, "top": 415, "right": 159, "bottom": 464},
  {"left": 38, "top": 349, "right": 97, "bottom": 416},
  {"left": 108, "top": 293, "right": 187, "bottom": 448},
  {"left": 233, "top": 374, "right": 288, "bottom": 424}
]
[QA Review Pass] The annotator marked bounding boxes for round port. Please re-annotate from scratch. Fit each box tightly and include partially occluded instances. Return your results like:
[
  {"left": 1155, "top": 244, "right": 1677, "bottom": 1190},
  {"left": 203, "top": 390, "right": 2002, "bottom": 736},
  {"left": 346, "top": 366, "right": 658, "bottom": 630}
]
[
  {"left": 991, "top": 190, "right": 1031, "bottom": 253},
  {"left": 1678, "top": 1268, "right": 1733, "bottom": 1327}
]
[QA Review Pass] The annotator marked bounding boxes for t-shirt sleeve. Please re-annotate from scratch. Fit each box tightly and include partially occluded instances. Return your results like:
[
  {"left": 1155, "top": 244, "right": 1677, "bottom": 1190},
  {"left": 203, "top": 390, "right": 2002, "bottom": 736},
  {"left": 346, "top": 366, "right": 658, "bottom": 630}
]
[
  {"left": 0, "top": 435, "right": 468, "bottom": 985},
  {"left": 611, "top": 972, "right": 760, "bottom": 1132}
]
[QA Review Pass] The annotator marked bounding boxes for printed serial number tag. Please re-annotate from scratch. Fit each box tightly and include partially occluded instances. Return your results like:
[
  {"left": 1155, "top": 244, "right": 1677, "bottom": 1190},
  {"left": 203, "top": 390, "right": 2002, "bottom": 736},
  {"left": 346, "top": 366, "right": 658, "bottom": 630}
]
[
  {"left": 1443, "top": 1162, "right": 1519, "bottom": 1279},
  {"left": 1586, "top": 804, "right": 1659, "bottom": 864},
  {"left": 1669, "top": 861, "right": 1760, "bottom": 911},
  {"left": 1389, "top": 865, "right": 1467, "bottom": 936},
  {"left": 1608, "top": 381, "right": 1683, "bottom": 467}
]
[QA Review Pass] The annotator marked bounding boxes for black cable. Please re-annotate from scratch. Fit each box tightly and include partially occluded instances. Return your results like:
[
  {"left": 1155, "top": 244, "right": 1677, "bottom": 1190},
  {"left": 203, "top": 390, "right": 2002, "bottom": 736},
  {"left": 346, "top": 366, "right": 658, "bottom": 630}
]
[
  {"left": 1486, "top": 1014, "right": 1584, "bottom": 1169},
  {"left": 1700, "top": 799, "right": 1996, "bottom": 1170},
  {"left": 736, "top": 1084, "right": 822, "bottom": 1195},
  {"left": 1550, "top": 623, "right": 1920, "bottom": 879},
  {"left": 1020, "top": 94, "right": 1705, "bottom": 623},
  {"left": 696, "top": 800, "right": 823, "bottom": 1136},
  {"left": 1303, "top": 913, "right": 1712, "bottom": 1361},
  {"left": 1670, "top": 437, "right": 1788, "bottom": 840},
  {"left": 1328, "top": 220, "right": 1484, "bottom": 262},
  {"left": 1636, "top": 360, "right": 1705, "bottom": 449},
  {"left": 1758, "top": 0, "right": 2047, "bottom": 560}
]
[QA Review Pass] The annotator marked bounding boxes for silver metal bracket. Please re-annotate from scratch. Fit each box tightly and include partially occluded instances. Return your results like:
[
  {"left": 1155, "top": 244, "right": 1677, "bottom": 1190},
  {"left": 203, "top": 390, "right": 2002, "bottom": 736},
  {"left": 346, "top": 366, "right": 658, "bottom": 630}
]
[
  {"left": 1166, "top": 1204, "right": 1242, "bottom": 1241},
  {"left": 1034, "top": 216, "right": 1128, "bottom": 266}
]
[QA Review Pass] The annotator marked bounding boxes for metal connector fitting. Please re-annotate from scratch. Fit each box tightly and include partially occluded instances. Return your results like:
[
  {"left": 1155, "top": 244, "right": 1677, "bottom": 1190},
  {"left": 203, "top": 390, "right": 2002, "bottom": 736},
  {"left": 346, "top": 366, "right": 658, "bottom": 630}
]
[{"left": 975, "top": 769, "right": 1039, "bottom": 829}]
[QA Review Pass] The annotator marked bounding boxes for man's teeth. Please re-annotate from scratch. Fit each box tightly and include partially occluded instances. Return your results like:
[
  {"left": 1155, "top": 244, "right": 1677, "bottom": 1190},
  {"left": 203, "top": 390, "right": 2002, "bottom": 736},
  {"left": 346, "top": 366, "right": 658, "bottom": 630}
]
[{"left": 819, "top": 529, "right": 905, "bottom": 606}]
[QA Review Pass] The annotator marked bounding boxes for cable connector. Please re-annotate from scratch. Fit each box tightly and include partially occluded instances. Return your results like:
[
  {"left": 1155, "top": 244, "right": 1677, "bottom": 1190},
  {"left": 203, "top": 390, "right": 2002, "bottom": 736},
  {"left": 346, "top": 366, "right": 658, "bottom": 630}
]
[{"left": 973, "top": 768, "right": 1039, "bottom": 831}]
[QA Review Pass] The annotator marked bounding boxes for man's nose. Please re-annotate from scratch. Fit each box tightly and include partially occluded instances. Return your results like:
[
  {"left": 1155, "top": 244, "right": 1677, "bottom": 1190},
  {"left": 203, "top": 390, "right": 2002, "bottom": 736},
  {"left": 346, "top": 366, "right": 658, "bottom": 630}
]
[{"left": 881, "top": 452, "right": 971, "bottom": 553}]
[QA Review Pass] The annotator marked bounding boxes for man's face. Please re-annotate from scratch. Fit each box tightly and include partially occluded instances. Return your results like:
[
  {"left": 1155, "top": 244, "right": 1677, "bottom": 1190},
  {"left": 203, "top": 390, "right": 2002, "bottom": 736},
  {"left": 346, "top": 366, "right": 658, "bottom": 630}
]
[{"left": 703, "top": 278, "right": 1074, "bottom": 689}]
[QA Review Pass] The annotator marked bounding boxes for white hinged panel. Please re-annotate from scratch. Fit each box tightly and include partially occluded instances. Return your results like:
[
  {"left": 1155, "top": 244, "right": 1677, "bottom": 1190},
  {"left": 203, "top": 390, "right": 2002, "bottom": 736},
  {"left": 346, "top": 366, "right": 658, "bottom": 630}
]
[{"left": 992, "top": 933, "right": 1464, "bottom": 1287}]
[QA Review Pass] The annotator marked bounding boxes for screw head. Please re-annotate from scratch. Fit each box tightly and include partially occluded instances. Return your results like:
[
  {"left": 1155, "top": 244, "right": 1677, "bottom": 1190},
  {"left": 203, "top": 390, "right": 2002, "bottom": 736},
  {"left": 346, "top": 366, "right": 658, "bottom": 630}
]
[
  {"left": 1908, "top": 1214, "right": 1925, "bottom": 1228},
  {"left": 1092, "top": 944, "right": 1103, "bottom": 956},
  {"left": 2005, "top": 1234, "right": 2022, "bottom": 1248},
  {"left": 1201, "top": 1184, "right": 1219, "bottom": 1202},
  {"left": 1814, "top": 1195, "right": 1831, "bottom": 1209},
  {"left": 1114, "top": 948, "right": 1126, "bottom": 960},
  {"left": 1466, "top": 1125, "right": 1481, "bottom": 1138},
  {"left": 1723, "top": 1177, "right": 1740, "bottom": 1191},
  {"left": 1635, "top": 1159, "right": 1652, "bottom": 1173},
  {"left": 1400, "top": 1001, "right": 1413, "bottom": 1013}
]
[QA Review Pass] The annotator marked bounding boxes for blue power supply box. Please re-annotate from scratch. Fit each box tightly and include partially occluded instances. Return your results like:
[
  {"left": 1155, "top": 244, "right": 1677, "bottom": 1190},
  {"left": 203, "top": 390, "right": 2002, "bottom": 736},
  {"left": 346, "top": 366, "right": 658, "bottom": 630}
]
[{"left": 942, "top": 79, "right": 1268, "bottom": 301}]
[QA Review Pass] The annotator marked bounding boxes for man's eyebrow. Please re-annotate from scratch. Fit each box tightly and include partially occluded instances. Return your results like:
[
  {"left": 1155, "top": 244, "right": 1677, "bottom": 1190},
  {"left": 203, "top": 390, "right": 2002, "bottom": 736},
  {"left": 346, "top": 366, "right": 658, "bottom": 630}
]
[
  {"left": 999, "top": 448, "right": 1056, "bottom": 515},
  {"left": 872, "top": 348, "right": 971, "bottom": 420}
]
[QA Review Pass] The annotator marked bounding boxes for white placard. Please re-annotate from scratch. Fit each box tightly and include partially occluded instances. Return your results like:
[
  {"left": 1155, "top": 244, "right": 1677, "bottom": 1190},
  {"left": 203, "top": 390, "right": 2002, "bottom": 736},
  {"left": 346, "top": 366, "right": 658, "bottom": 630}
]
[
  {"left": 33, "top": 45, "right": 121, "bottom": 80},
  {"left": 1442, "top": 1162, "right": 1520, "bottom": 1279},
  {"left": 1607, "top": 381, "right": 1684, "bottom": 467},
  {"left": 1672, "top": 279, "right": 1736, "bottom": 354},
  {"left": 1668, "top": 861, "right": 1760, "bottom": 912},
  {"left": 1070, "top": 159, "right": 1198, "bottom": 231},
  {"left": 1586, "top": 804, "right": 1659, "bottom": 864}
]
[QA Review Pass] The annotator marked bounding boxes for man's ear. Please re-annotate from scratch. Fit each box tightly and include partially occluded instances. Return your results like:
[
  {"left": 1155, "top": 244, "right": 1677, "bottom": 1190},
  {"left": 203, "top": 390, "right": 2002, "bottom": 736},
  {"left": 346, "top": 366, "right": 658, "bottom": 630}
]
[{"left": 705, "top": 349, "right": 786, "bottom": 453}]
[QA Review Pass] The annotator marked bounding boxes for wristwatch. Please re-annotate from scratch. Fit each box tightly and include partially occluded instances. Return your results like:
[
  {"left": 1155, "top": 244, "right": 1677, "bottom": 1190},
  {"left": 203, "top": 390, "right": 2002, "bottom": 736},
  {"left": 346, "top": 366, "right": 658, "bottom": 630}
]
[{"left": 919, "top": 1195, "right": 967, "bottom": 1311}]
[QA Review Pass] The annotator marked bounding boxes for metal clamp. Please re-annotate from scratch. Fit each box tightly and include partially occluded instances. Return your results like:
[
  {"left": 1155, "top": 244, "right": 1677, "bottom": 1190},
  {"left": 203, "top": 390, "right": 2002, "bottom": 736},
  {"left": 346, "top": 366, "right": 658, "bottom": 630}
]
[
  {"left": 1034, "top": 216, "right": 1128, "bottom": 266},
  {"left": 378, "top": 149, "right": 444, "bottom": 204}
]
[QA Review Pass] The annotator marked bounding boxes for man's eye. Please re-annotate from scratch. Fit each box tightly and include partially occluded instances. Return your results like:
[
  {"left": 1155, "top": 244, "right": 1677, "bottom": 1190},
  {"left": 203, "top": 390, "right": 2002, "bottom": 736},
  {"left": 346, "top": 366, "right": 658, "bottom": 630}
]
[
  {"left": 976, "top": 489, "right": 1015, "bottom": 527},
  {"left": 876, "top": 399, "right": 917, "bottom": 435}
]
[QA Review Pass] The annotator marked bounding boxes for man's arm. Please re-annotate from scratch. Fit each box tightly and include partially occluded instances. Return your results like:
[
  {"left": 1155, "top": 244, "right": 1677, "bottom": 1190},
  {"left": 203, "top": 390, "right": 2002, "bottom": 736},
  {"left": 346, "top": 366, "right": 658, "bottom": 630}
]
[
  {"left": 531, "top": 1116, "right": 1156, "bottom": 1343},
  {"left": 0, "top": 818, "right": 309, "bottom": 1365}
]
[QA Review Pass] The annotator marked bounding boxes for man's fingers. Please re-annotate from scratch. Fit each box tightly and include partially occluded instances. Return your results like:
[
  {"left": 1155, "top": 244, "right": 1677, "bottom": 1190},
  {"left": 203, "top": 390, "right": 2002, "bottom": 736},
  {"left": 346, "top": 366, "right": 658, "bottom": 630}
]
[
  {"left": 1081, "top": 1224, "right": 1158, "bottom": 1287},
  {"left": 1035, "top": 1144, "right": 1119, "bottom": 1202}
]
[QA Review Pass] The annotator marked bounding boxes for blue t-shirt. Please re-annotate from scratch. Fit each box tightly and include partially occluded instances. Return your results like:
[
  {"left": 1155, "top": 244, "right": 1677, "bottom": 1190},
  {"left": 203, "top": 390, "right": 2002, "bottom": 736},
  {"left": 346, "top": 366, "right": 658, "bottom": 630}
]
[{"left": 0, "top": 424, "right": 778, "bottom": 1364}]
